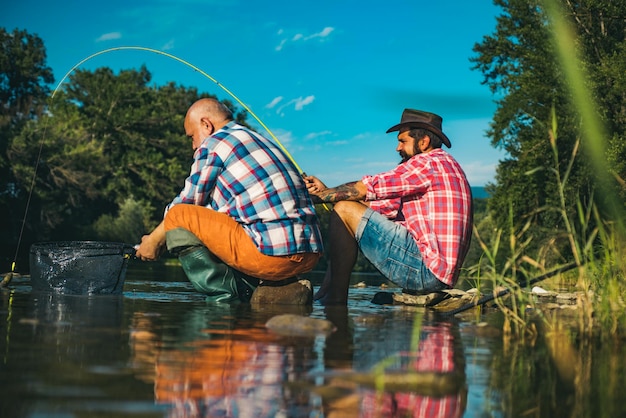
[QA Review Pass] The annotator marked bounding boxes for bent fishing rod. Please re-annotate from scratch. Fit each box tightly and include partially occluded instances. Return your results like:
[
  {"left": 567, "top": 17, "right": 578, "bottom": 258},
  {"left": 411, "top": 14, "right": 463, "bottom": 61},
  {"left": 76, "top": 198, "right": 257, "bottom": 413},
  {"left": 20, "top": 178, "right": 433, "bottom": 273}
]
[
  {"left": 52, "top": 46, "right": 303, "bottom": 173},
  {"left": 439, "top": 261, "right": 581, "bottom": 317},
  {"left": 5, "top": 46, "right": 319, "bottom": 284}
]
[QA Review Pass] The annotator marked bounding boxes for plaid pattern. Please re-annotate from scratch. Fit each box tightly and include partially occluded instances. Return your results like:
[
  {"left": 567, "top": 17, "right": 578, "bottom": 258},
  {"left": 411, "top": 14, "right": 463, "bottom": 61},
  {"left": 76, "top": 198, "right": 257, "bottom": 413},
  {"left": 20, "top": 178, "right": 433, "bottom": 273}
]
[
  {"left": 360, "top": 324, "right": 464, "bottom": 418},
  {"left": 362, "top": 149, "right": 472, "bottom": 286},
  {"left": 166, "top": 122, "right": 323, "bottom": 256}
]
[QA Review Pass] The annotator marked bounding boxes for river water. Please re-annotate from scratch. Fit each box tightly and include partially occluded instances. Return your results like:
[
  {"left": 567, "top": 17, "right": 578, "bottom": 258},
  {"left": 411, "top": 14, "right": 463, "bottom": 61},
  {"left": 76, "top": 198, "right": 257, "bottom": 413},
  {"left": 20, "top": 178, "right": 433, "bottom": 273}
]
[{"left": 1, "top": 262, "right": 625, "bottom": 417}]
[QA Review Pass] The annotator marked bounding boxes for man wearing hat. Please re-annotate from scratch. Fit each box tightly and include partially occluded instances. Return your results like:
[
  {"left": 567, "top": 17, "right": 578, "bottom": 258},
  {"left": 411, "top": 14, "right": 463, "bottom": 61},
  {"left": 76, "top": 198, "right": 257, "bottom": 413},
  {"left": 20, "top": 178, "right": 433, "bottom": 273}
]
[{"left": 305, "top": 109, "right": 473, "bottom": 304}]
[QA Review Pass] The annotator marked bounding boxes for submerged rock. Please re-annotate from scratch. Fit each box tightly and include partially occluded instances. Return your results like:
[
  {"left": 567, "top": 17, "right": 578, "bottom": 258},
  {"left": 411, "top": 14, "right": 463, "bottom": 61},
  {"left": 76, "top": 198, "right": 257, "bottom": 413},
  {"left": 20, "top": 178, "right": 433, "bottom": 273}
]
[{"left": 265, "top": 314, "right": 336, "bottom": 337}]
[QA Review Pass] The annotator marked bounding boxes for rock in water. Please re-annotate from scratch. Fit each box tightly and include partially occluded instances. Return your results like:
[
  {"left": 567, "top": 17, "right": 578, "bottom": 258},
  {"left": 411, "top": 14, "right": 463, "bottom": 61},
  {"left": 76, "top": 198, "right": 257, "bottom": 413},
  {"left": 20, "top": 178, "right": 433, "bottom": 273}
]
[
  {"left": 250, "top": 279, "right": 313, "bottom": 305},
  {"left": 265, "top": 314, "right": 336, "bottom": 337}
]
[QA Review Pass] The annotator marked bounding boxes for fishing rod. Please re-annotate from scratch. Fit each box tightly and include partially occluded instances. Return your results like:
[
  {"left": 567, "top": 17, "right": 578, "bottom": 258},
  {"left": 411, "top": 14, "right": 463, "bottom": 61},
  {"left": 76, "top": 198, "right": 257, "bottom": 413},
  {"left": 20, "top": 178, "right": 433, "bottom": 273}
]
[
  {"left": 53, "top": 46, "right": 329, "bottom": 211},
  {"left": 439, "top": 261, "right": 581, "bottom": 316},
  {"left": 51, "top": 46, "right": 303, "bottom": 173},
  {"left": 3, "top": 46, "right": 318, "bottom": 285}
]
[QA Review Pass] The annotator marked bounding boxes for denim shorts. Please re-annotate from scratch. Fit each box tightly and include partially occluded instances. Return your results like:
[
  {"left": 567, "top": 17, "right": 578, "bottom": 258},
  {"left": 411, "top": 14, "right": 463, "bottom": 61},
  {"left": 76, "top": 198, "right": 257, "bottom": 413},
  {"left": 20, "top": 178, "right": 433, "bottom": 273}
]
[{"left": 355, "top": 208, "right": 448, "bottom": 293}]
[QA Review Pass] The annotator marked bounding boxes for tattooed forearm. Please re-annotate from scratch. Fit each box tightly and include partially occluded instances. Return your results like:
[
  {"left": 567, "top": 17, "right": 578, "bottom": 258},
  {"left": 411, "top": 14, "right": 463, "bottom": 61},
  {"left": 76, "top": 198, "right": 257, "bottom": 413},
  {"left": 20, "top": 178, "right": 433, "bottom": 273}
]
[{"left": 318, "top": 181, "right": 364, "bottom": 202}]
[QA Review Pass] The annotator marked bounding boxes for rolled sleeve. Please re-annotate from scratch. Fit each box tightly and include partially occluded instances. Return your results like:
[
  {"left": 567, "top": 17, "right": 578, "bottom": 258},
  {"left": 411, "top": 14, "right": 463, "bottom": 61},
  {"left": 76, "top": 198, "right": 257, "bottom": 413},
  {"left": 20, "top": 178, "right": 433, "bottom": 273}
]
[{"left": 165, "top": 146, "right": 222, "bottom": 216}]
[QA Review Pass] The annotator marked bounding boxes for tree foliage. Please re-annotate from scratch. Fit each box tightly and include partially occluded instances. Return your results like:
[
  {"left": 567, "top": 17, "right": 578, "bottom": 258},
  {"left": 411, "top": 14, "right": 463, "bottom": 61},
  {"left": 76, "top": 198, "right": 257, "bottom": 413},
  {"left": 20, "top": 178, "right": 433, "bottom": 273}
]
[
  {"left": 8, "top": 67, "right": 240, "bottom": 244},
  {"left": 0, "top": 28, "right": 54, "bottom": 268},
  {"left": 472, "top": 0, "right": 626, "bottom": 262},
  {"left": 1, "top": 28, "right": 252, "bottom": 270},
  {"left": 92, "top": 197, "right": 149, "bottom": 244}
]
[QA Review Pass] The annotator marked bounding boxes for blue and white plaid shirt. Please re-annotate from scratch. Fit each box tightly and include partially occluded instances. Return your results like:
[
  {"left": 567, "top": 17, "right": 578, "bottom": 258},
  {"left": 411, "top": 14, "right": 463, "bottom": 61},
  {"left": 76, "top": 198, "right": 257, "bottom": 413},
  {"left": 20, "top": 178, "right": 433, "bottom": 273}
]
[{"left": 166, "top": 122, "right": 323, "bottom": 256}]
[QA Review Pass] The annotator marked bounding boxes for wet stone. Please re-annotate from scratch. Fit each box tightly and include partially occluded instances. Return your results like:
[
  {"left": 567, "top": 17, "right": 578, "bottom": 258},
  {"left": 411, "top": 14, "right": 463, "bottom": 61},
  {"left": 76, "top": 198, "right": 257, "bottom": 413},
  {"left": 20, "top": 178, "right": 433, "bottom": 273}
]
[
  {"left": 392, "top": 291, "right": 449, "bottom": 307},
  {"left": 392, "top": 289, "right": 477, "bottom": 310},
  {"left": 556, "top": 293, "right": 579, "bottom": 304},
  {"left": 378, "top": 288, "right": 485, "bottom": 314},
  {"left": 250, "top": 278, "right": 313, "bottom": 305}
]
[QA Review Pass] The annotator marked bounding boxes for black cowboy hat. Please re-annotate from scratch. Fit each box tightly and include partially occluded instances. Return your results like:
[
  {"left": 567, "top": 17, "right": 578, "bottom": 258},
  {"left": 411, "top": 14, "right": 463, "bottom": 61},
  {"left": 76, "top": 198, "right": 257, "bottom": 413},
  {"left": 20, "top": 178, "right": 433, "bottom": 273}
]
[{"left": 386, "top": 109, "right": 451, "bottom": 148}]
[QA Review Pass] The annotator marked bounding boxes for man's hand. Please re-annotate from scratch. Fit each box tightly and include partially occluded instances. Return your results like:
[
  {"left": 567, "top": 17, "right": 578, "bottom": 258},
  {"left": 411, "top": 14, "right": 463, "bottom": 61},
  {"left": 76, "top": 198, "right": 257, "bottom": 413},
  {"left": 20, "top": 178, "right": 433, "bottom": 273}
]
[
  {"left": 304, "top": 175, "right": 327, "bottom": 195},
  {"left": 304, "top": 175, "right": 328, "bottom": 204},
  {"left": 135, "top": 222, "right": 167, "bottom": 261}
]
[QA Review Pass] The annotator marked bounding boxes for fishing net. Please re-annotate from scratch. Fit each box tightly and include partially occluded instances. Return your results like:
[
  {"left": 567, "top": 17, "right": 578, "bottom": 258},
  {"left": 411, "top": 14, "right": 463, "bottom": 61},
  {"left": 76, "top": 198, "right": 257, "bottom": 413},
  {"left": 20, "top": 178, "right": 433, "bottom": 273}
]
[{"left": 29, "top": 241, "right": 135, "bottom": 295}]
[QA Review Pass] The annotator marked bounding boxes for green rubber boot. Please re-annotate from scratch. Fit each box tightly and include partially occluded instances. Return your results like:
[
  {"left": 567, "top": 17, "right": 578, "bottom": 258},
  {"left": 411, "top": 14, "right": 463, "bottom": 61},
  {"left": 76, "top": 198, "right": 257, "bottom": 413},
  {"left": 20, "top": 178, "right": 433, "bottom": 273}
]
[{"left": 166, "top": 227, "right": 258, "bottom": 303}]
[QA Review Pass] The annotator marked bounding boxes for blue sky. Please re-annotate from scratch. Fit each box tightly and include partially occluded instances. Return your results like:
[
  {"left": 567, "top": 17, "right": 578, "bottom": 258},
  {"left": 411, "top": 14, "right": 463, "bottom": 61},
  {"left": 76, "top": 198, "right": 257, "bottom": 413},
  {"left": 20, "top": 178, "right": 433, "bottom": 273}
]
[{"left": 3, "top": 0, "right": 505, "bottom": 186}]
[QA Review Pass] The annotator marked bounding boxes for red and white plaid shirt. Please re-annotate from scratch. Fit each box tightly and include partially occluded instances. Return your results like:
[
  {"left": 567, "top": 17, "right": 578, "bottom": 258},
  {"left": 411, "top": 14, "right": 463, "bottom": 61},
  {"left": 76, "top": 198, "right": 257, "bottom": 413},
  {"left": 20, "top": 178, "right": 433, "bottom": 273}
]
[{"left": 362, "top": 148, "right": 473, "bottom": 286}]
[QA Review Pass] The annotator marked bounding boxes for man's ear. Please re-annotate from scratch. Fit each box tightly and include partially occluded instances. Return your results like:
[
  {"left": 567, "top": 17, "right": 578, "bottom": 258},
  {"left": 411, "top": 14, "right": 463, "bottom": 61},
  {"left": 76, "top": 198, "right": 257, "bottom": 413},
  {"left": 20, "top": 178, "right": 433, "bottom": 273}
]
[
  {"left": 200, "top": 116, "right": 214, "bottom": 134},
  {"left": 420, "top": 134, "right": 431, "bottom": 151}
]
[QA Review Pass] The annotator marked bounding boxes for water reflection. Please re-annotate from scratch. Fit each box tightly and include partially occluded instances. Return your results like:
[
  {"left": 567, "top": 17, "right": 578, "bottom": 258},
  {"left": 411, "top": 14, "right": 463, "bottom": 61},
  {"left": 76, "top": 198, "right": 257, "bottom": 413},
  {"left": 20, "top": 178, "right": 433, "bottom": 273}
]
[
  {"left": 317, "top": 310, "right": 467, "bottom": 418},
  {"left": 0, "top": 290, "right": 136, "bottom": 418},
  {"left": 11, "top": 291, "right": 125, "bottom": 363},
  {"left": 360, "top": 321, "right": 466, "bottom": 418},
  {"left": 127, "top": 296, "right": 467, "bottom": 418},
  {"left": 9, "top": 268, "right": 625, "bottom": 417},
  {"left": 130, "top": 304, "right": 322, "bottom": 417}
]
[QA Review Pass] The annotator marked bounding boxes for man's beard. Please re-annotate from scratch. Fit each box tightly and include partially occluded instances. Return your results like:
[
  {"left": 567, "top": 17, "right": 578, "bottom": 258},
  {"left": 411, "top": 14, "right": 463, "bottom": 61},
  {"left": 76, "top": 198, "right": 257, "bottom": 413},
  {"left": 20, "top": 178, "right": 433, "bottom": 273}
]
[
  {"left": 399, "top": 141, "right": 424, "bottom": 163},
  {"left": 399, "top": 148, "right": 418, "bottom": 163}
]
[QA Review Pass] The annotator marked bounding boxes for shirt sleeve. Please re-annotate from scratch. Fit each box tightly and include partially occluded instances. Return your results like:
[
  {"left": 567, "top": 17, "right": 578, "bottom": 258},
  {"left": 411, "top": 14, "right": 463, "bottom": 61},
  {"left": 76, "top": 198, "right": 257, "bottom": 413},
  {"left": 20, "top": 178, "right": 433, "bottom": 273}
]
[
  {"left": 164, "top": 146, "right": 223, "bottom": 216},
  {"left": 368, "top": 197, "right": 402, "bottom": 219},
  {"left": 362, "top": 158, "right": 431, "bottom": 201}
]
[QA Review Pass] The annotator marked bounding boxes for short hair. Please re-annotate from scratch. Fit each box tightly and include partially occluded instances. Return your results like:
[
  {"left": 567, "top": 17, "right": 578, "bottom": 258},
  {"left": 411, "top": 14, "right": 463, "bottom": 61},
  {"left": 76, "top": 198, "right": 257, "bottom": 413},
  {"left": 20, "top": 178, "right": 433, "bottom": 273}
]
[
  {"left": 204, "top": 98, "right": 233, "bottom": 120},
  {"left": 214, "top": 100, "right": 233, "bottom": 120},
  {"left": 408, "top": 128, "right": 443, "bottom": 149}
]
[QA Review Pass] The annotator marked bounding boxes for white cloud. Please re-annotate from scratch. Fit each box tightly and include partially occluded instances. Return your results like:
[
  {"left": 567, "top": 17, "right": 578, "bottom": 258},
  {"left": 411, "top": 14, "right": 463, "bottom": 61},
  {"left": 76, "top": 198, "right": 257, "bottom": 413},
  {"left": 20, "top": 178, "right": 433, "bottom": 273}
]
[
  {"left": 275, "top": 26, "right": 335, "bottom": 51},
  {"left": 305, "top": 27, "right": 334, "bottom": 40},
  {"left": 161, "top": 39, "right": 175, "bottom": 50},
  {"left": 327, "top": 140, "right": 349, "bottom": 146},
  {"left": 96, "top": 32, "right": 122, "bottom": 42},
  {"left": 275, "top": 95, "right": 315, "bottom": 115},
  {"left": 304, "top": 130, "right": 332, "bottom": 140},
  {"left": 294, "top": 95, "right": 314, "bottom": 110},
  {"left": 458, "top": 161, "right": 499, "bottom": 187},
  {"left": 265, "top": 96, "right": 283, "bottom": 109},
  {"left": 270, "top": 128, "right": 294, "bottom": 147},
  {"left": 275, "top": 39, "right": 287, "bottom": 52}
]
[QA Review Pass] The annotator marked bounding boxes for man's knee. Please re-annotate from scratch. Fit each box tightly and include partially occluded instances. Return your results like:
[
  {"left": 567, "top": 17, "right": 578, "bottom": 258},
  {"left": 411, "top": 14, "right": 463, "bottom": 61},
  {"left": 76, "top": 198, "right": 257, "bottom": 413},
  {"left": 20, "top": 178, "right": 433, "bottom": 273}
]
[
  {"left": 332, "top": 201, "right": 368, "bottom": 232},
  {"left": 164, "top": 204, "right": 189, "bottom": 231}
]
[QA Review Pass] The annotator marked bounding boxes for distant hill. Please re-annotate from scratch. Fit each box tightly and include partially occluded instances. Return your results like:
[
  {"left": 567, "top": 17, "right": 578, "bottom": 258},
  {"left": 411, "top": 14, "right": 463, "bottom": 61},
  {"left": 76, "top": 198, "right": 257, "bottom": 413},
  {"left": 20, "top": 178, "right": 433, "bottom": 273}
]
[{"left": 471, "top": 186, "right": 490, "bottom": 199}]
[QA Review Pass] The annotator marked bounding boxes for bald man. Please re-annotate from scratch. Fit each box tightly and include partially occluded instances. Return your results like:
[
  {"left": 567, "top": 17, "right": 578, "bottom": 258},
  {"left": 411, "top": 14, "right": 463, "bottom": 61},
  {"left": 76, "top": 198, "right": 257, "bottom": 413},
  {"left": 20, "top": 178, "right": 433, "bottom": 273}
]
[{"left": 136, "top": 98, "right": 323, "bottom": 303}]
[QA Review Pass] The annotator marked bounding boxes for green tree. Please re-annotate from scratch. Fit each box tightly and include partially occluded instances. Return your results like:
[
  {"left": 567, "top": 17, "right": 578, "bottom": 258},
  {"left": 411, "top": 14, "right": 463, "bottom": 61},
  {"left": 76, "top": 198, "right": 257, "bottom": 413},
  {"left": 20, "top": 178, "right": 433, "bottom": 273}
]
[
  {"left": 92, "top": 197, "right": 150, "bottom": 244},
  {"left": 8, "top": 65, "right": 247, "bottom": 250},
  {"left": 0, "top": 28, "right": 54, "bottom": 269},
  {"left": 471, "top": 0, "right": 626, "bottom": 263}
]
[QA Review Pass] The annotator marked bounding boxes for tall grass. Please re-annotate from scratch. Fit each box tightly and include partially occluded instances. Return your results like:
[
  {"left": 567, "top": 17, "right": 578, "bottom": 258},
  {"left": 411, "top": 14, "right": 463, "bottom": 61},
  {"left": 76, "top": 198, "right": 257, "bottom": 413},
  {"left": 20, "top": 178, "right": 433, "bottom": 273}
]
[
  {"left": 541, "top": 0, "right": 626, "bottom": 337},
  {"left": 468, "top": 106, "right": 626, "bottom": 338},
  {"left": 465, "top": 0, "right": 626, "bottom": 338}
]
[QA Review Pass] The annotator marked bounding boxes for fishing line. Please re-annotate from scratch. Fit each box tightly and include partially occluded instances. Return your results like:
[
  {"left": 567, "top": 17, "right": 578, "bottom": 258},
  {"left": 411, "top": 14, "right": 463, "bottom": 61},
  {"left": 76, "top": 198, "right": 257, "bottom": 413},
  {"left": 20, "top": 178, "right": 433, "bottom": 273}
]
[{"left": 5, "top": 46, "right": 322, "bottom": 280}]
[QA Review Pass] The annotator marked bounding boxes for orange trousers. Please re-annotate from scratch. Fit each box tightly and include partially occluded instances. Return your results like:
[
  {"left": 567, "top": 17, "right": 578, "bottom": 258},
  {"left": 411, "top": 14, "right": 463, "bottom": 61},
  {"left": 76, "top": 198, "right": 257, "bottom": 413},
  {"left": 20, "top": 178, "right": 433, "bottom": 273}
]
[{"left": 164, "top": 204, "right": 320, "bottom": 281}]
